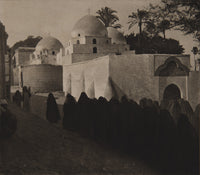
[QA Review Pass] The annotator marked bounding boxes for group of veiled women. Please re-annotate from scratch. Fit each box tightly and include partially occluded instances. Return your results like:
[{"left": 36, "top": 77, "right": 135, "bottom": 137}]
[{"left": 60, "top": 92, "right": 199, "bottom": 174}]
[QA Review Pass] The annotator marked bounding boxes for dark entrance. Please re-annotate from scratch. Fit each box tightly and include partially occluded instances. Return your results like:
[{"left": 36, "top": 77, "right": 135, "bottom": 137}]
[{"left": 163, "top": 84, "right": 181, "bottom": 100}]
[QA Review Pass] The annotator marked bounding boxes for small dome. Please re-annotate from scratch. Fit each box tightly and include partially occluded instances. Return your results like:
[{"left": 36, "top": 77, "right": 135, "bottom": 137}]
[
  {"left": 71, "top": 15, "right": 107, "bottom": 38},
  {"left": 35, "top": 36, "right": 63, "bottom": 53},
  {"left": 107, "top": 27, "right": 126, "bottom": 44}
]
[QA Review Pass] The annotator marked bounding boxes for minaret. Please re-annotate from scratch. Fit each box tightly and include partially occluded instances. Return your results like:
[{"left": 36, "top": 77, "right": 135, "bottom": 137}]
[{"left": 0, "top": 21, "right": 8, "bottom": 99}]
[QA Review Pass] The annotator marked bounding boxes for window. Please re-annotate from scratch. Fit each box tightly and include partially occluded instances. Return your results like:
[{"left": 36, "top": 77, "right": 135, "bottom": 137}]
[
  {"left": 106, "top": 40, "right": 109, "bottom": 44},
  {"left": 78, "top": 34, "right": 80, "bottom": 36},
  {"left": 77, "top": 40, "right": 80, "bottom": 44},
  {"left": 52, "top": 51, "right": 55, "bottom": 55},
  {"left": 93, "top": 47, "right": 97, "bottom": 53},
  {"left": 92, "top": 39, "right": 96, "bottom": 44}
]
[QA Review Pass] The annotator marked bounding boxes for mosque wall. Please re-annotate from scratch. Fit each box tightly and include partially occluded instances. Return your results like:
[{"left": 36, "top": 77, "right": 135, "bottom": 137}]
[
  {"left": 63, "top": 56, "right": 110, "bottom": 100},
  {"left": 22, "top": 64, "right": 62, "bottom": 93},
  {"left": 109, "top": 54, "right": 160, "bottom": 103},
  {"left": 188, "top": 71, "right": 200, "bottom": 109}
]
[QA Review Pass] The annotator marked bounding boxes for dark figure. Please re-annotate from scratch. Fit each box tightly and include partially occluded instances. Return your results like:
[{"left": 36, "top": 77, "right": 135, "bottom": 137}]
[
  {"left": 13, "top": 90, "right": 22, "bottom": 107},
  {"left": 77, "top": 92, "right": 90, "bottom": 135},
  {"left": 46, "top": 93, "right": 60, "bottom": 123},
  {"left": 22, "top": 86, "right": 31, "bottom": 111},
  {"left": 108, "top": 98, "right": 120, "bottom": 146},
  {"left": 63, "top": 93, "right": 77, "bottom": 130},
  {"left": 0, "top": 100, "right": 17, "bottom": 139},
  {"left": 176, "top": 114, "right": 199, "bottom": 174}
]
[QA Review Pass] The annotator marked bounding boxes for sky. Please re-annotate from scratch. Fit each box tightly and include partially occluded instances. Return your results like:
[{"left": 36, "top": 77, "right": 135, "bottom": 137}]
[{"left": 0, "top": 0, "right": 198, "bottom": 55}]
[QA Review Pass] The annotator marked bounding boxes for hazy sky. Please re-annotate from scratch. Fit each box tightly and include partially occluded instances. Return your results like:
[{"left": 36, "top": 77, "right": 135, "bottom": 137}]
[{"left": 0, "top": 0, "right": 198, "bottom": 55}]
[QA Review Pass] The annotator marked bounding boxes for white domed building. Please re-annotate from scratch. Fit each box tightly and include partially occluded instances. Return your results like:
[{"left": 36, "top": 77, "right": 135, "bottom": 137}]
[
  {"left": 60, "top": 15, "right": 199, "bottom": 109},
  {"left": 31, "top": 36, "right": 63, "bottom": 65},
  {"left": 12, "top": 14, "right": 200, "bottom": 110},
  {"left": 18, "top": 36, "right": 64, "bottom": 93},
  {"left": 57, "top": 15, "right": 129, "bottom": 65}
]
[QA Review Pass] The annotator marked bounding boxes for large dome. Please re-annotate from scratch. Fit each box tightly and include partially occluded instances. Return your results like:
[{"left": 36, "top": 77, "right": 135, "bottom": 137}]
[
  {"left": 35, "top": 36, "right": 63, "bottom": 52},
  {"left": 107, "top": 27, "right": 126, "bottom": 44},
  {"left": 71, "top": 15, "right": 108, "bottom": 38}
]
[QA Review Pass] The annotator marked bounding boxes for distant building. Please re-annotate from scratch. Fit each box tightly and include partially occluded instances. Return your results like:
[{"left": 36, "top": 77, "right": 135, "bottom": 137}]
[
  {"left": 12, "top": 47, "right": 35, "bottom": 87},
  {"left": 0, "top": 21, "right": 9, "bottom": 99},
  {"left": 12, "top": 15, "right": 200, "bottom": 109}
]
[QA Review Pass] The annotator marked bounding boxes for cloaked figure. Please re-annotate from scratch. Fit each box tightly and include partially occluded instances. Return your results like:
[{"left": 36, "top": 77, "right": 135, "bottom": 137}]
[
  {"left": 22, "top": 86, "right": 31, "bottom": 111},
  {"left": 77, "top": 92, "right": 90, "bottom": 135},
  {"left": 46, "top": 93, "right": 60, "bottom": 123},
  {"left": 13, "top": 90, "right": 22, "bottom": 107},
  {"left": 0, "top": 99, "right": 17, "bottom": 139},
  {"left": 176, "top": 114, "right": 199, "bottom": 174},
  {"left": 63, "top": 93, "right": 77, "bottom": 130}
]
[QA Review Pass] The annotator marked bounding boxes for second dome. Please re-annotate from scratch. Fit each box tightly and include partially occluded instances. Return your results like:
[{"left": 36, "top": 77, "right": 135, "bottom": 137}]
[{"left": 71, "top": 15, "right": 108, "bottom": 38}]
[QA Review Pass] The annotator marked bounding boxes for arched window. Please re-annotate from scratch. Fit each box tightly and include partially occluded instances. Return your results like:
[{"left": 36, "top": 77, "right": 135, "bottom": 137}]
[
  {"left": 93, "top": 47, "right": 97, "bottom": 53},
  {"left": 92, "top": 39, "right": 96, "bottom": 44},
  {"left": 77, "top": 40, "right": 80, "bottom": 44},
  {"left": 52, "top": 51, "right": 55, "bottom": 55}
]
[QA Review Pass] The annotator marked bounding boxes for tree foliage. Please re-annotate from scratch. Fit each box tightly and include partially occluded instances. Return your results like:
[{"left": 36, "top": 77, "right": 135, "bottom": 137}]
[
  {"left": 125, "top": 33, "right": 184, "bottom": 54},
  {"left": 10, "top": 35, "right": 42, "bottom": 57},
  {"left": 152, "top": 0, "right": 200, "bottom": 41},
  {"left": 128, "top": 9, "right": 149, "bottom": 35},
  {"left": 96, "top": 7, "right": 121, "bottom": 28}
]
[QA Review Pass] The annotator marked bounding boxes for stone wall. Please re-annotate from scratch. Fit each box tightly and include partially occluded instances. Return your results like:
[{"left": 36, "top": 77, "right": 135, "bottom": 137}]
[
  {"left": 22, "top": 64, "right": 62, "bottom": 93},
  {"left": 63, "top": 56, "right": 110, "bottom": 100},
  {"left": 109, "top": 54, "right": 159, "bottom": 103}
]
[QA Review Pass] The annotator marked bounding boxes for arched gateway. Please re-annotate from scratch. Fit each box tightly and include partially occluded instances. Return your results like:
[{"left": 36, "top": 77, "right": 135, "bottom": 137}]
[{"left": 163, "top": 84, "right": 181, "bottom": 100}]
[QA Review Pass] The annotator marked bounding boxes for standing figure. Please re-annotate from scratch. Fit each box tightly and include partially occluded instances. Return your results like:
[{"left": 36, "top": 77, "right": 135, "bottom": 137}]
[
  {"left": 23, "top": 86, "right": 31, "bottom": 111},
  {"left": 46, "top": 93, "right": 60, "bottom": 123},
  {"left": 13, "top": 90, "right": 22, "bottom": 107}
]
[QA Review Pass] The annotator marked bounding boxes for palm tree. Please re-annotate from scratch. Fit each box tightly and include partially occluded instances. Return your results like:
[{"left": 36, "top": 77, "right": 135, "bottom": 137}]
[
  {"left": 96, "top": 7, "right": 121, "bottom": 28},
  {"left": 157, "top": 20, "right": 171, "bottom": 39},
  {"left": 148, "top": 3, "right": 174, "bottom": 39},
  {"left": 128, "top": 9, "right": 149, "bottom": 35}
]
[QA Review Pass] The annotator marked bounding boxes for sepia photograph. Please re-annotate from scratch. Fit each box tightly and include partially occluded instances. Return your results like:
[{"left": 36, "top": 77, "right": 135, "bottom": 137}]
[{"left": 0, "top": 0, "right": 199, "bottom": 174}]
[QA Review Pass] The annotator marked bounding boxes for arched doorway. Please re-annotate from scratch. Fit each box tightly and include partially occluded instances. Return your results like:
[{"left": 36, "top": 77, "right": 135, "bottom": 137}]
[{"left": 163, "top": 84, "right": 181, "bottom": 100}]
